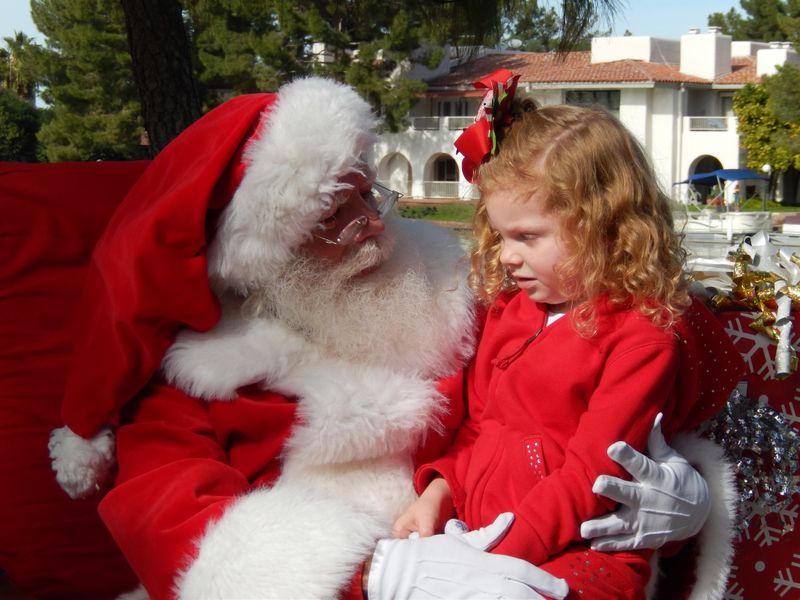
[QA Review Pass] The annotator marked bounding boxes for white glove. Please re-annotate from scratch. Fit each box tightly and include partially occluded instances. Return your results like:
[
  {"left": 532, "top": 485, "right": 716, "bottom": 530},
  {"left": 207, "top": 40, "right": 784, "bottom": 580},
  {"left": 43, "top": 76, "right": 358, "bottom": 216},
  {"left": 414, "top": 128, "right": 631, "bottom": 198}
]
[
  {"left": 368, "top": 513, "right": 569, "bottom": 599},
  {"left": 580, "top": 413, "right": 710, "bottom": 551}
]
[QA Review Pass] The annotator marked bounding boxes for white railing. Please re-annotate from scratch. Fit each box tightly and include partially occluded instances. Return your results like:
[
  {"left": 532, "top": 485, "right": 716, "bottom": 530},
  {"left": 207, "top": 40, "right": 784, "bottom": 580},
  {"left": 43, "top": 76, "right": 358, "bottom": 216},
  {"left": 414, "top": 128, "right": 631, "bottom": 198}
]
[
  {"left": 412, "top": 116, "right": 474, "bottom": 131},
  {"left": 447, "top": 116, "right": 474, "bottom": 130},
  {"left": 687, "top": 116, "right": 732, "bottom": 131},
  {"left": 423, "top": 180, "right": 460, "bottom": 198},
  {"left": 412, "top": 117, "right": 441, "bottom": 130},
  {"left": 463, "top": 185, "right": 481, "bottom": 201}
]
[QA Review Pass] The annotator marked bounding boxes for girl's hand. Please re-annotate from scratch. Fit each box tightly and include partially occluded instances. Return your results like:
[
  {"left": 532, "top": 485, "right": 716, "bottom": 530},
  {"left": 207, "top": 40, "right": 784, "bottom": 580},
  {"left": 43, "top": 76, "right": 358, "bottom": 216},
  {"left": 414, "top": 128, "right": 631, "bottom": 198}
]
[{"left": 392, "top": 477, "right": 455, "bottom": 538}]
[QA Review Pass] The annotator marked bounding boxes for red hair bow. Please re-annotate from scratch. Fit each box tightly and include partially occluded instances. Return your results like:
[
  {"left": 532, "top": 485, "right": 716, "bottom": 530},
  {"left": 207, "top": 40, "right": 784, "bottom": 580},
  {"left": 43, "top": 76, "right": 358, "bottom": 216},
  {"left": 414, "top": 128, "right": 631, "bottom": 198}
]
[{"left": 454, "top": 69, "right": 520, "bottom": 183}]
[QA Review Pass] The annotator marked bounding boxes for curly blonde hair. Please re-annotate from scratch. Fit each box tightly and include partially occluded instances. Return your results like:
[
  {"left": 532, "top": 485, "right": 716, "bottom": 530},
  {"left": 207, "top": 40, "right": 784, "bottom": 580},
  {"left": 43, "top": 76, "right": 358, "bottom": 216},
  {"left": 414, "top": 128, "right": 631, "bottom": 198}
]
[{"left": 470, "top": 99, "right": 689, "bottom": 336}]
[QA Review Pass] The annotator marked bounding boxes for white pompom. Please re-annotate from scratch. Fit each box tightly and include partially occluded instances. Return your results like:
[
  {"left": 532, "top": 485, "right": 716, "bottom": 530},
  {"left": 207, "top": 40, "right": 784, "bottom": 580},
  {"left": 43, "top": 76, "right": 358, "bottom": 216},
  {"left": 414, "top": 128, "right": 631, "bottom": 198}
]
[{"left": 48, "top": 426, "right": 115, "bottom": 499}]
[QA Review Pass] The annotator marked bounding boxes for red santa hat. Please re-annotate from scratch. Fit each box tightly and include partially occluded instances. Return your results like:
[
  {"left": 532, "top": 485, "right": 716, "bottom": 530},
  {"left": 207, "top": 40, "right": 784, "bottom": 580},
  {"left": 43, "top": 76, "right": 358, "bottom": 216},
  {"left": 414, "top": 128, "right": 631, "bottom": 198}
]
[{"left": 49, "top": 77, "right": 378, "bottom": 498}]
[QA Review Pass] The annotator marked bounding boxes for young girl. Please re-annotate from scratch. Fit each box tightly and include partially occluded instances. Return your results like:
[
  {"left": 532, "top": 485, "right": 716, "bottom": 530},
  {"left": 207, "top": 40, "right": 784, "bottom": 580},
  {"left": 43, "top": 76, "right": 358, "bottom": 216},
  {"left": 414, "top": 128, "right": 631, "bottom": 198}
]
[{"left": 392, "top": 98, "right": 742, "bottom": 599}]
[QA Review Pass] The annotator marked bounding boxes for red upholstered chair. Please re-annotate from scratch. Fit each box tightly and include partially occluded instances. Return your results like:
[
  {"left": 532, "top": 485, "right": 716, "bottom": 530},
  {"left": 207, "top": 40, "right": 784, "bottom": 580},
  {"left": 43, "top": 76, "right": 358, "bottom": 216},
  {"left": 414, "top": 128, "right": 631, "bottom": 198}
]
[{"left": 0, "top": 161, "right": 148, "bottom": 598}]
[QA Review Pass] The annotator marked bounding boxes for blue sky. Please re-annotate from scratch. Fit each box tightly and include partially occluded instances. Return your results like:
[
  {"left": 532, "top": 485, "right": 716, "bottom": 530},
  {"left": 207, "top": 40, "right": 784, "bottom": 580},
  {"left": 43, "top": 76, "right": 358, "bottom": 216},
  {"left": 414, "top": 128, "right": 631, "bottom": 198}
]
[
  {"left": 2, "top": 0, "right": 38, "bottom": 42},
  {"left": 608, "top": 0, "right": 740, "bottom": 38},
  {"left": 1, "top": 0, "right": 741, "bottom": 44}
]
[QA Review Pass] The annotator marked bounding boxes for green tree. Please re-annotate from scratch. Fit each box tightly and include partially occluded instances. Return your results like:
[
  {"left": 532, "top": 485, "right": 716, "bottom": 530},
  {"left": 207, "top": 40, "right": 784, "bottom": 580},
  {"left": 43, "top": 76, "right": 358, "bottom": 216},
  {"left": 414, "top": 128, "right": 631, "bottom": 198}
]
[
  {"left": 766, "top": 63, "right": 800, "bottom": 122},
  {"left": 503, "top": 4, "right": 563, "bottom": 51},
  {"left": 300, "top": 2, "right": 431, "bottom": 132},
  {"left": 778, "top": 0, "right": 800, "bottom": 47},
  {"left": 1, "top": 32, "right": 39, "bottom": 102},
  {"left": 721, "top": 2, "right": 800, "bottom": 205},
  {"left": 30, "top": 0, "right": 145, "bottom": 161},
  {"left": 120, "top": 0, "right": 432, "bottom": 140},
  {"left": 734, "top": 82, "right": 799, "bottom": 175},
  {"left": 708, "top": 0, "right": 800, "bottom": 42},
  {"left": 764, "top": 63, "right": 800, "bottom": 159},
  {"left": 0, "top": 90, "right": 40, "bottom": 161},
  {"left": 30, "top": 0, "right": 623, "bottom": 156},
  {"left": 708, "top": 7, "right": 751, "bottom": 39},
  {"left": 183, "top": 0, "right": 296, "bottom": 102},
  {"left": 503, "top": 3, "right": 610, "bottom": 52}
]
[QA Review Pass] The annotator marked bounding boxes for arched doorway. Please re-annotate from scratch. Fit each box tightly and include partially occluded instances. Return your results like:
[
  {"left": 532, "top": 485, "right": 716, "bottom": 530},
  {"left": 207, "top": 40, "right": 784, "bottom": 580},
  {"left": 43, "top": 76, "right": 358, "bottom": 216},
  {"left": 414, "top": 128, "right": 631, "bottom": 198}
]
[
  {"left": 690, "top": 155, "right": 723, "bottom": 176},
  {"left": 425, "top": 154, "right": 459, "bottom": 198},
  {"left": 687, "top": 155, "right": 724, "bottom": 202},
  {"left": 377, "top": 153, "right": 412, "bottom": 196}
]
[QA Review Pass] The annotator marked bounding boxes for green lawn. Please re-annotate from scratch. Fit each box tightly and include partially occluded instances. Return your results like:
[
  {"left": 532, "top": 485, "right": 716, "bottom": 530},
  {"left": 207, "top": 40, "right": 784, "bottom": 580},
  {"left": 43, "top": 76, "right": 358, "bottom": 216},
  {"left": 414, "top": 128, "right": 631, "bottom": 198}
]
[
  {"left": 399, "top": 202, "right": 475, "bottom": 224},
  {"left": 680, "top": 198, "right": 798, "bottom": 212},
  {"left": 402, "top": 199, "right": 798, "bottom": 226},
  {"left": 740, "top": 198, "right": 798, "bottom": 212}
]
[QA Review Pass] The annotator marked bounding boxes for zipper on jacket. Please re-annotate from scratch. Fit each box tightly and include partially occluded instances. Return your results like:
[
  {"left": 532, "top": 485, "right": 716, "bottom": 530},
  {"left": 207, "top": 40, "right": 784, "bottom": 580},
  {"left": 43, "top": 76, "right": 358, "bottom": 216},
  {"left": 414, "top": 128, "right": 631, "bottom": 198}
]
[{"left": 491, "top": 325, "right": 544, "bottom": 370}]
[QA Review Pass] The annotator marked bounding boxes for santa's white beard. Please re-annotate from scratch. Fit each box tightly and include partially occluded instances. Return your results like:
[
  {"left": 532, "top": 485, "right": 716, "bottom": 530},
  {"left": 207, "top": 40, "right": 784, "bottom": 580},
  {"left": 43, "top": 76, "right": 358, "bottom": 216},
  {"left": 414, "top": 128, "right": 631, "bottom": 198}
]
[{"left": 243, "top": 231, "right": 471, "bottom": 376}]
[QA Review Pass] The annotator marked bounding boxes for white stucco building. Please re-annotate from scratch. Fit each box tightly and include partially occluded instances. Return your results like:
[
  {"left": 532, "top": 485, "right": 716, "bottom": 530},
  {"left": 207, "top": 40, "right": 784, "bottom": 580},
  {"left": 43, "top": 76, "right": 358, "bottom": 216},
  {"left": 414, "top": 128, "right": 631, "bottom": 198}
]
[{"left": 374, "top": 28, "right": 800, "bottom": 204}]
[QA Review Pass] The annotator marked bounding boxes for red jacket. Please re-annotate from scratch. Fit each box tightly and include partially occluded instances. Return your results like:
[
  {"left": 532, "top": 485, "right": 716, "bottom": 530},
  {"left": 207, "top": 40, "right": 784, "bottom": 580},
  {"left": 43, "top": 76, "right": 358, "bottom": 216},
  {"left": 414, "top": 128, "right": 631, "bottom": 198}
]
[{"left": 417, "top": 292, "right": 743, "bottom": 597}]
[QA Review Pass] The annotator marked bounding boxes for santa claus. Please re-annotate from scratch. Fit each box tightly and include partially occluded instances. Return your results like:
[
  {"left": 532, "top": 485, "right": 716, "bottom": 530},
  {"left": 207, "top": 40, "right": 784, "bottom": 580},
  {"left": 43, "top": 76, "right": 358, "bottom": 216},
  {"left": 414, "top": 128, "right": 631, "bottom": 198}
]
[{"left": 44, "top": 77, "right": 737, "bottom": 599}]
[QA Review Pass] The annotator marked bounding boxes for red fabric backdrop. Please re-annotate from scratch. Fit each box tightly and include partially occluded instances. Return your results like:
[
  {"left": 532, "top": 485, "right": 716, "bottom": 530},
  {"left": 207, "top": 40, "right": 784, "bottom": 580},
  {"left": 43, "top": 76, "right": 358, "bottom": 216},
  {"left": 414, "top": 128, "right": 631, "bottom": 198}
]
[{"left": 0, "top": 161, "right": 148, "bottom": 598}]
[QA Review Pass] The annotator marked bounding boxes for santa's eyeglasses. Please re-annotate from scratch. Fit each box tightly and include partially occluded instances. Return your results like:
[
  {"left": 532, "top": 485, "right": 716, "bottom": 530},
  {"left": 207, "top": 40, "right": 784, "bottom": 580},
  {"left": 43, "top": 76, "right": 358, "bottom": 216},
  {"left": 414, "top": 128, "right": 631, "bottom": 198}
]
[{"left": 313, "top": 182, "right": 402, "bottom": 246}]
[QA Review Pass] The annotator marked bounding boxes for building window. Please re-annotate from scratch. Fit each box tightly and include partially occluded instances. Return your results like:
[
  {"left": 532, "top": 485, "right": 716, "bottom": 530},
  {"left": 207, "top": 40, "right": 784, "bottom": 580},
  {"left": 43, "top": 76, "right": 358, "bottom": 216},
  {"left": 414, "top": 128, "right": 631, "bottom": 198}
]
[
  {"left": 434, "top": 155, "right": 458, "bottom": 181},
  {"left": 565, "top": 90, "right": 620, "bottom": 116},
  {"left": 720, "top": 94, "right": 734, "bottom": 116},
  {"left": 437, "top": 98, "right": 470, "bottom": 117},
  {"left": 425, "top": 155, "right": 460, "bottom": 198}
]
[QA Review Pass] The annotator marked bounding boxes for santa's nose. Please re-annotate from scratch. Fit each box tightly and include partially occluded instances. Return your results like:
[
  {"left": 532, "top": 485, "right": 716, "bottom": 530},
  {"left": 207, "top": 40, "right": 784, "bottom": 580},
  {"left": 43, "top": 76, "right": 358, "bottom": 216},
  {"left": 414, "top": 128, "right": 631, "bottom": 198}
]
[{"left": 354, "top": 213, "right": 385, "bottom": 242}]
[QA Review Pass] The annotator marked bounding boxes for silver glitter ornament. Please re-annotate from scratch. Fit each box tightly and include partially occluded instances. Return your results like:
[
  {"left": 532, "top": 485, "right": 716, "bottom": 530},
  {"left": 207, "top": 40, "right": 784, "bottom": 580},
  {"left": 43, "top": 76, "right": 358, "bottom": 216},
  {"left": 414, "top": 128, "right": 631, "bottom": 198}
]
[{"left": 700, "top": 389, "right": 800, "bottom": 531}]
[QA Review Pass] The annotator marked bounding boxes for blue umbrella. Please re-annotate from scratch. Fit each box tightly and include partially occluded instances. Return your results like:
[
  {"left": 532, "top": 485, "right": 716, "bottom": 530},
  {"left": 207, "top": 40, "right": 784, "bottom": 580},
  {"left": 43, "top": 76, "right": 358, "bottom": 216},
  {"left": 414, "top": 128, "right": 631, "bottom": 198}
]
[{"left": 675, "top": 168, "right": 768, "bottom": 186}]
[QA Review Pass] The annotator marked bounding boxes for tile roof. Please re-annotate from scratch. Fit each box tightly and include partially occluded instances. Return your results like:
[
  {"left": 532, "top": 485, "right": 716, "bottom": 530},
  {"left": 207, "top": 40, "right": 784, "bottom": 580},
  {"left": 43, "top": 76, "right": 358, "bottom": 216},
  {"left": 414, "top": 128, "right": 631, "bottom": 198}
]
[
  {"left": 715, "top": 57, "right": 758, "bottom": 84},
  {"left": 427, "top": 51, "right": 759, "bottom": 88}
]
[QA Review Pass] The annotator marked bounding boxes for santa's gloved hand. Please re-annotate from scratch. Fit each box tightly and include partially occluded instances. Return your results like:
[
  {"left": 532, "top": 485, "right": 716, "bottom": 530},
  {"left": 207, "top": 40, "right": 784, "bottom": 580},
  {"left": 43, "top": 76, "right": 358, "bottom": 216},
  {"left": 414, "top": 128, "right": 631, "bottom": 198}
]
[
  {"left": 580, "top": 413, "right": 710, "bottom": 551},
  {"left": 368, "top": 512, "right": 568, "bottom": 599}
]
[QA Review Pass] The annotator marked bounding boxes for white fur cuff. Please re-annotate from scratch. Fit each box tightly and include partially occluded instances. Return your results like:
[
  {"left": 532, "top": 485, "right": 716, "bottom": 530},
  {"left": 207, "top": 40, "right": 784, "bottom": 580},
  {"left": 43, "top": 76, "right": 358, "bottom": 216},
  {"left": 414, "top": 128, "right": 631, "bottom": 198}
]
[{"left": 177, "top": 481, "right": 384, "bottom": 599}]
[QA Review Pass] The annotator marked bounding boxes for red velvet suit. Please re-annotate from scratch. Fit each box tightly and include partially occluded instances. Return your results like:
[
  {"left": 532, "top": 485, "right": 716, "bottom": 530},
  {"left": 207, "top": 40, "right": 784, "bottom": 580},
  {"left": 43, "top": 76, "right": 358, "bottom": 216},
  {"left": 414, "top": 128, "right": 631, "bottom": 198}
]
[{"left": 95, "top": 217, "right": 476, "bottom": 599}]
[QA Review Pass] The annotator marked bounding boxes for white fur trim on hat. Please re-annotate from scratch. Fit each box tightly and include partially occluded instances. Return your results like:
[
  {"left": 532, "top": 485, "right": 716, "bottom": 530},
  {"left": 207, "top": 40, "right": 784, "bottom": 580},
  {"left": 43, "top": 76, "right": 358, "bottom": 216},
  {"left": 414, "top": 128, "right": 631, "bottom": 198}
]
[
  {"left": 208, "top": 77, "right": 379, "bottom": 292},
  {"left": 48, "top": 425, "right": 115, "bottom": 499}
]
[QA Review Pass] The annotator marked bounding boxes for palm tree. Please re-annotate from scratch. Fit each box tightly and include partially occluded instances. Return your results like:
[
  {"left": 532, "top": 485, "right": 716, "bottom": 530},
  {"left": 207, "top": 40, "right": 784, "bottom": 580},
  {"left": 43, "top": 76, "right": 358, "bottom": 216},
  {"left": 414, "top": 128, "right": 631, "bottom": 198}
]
[{"left": 2, "top": 32, "right": 38, "bottom": 103}]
